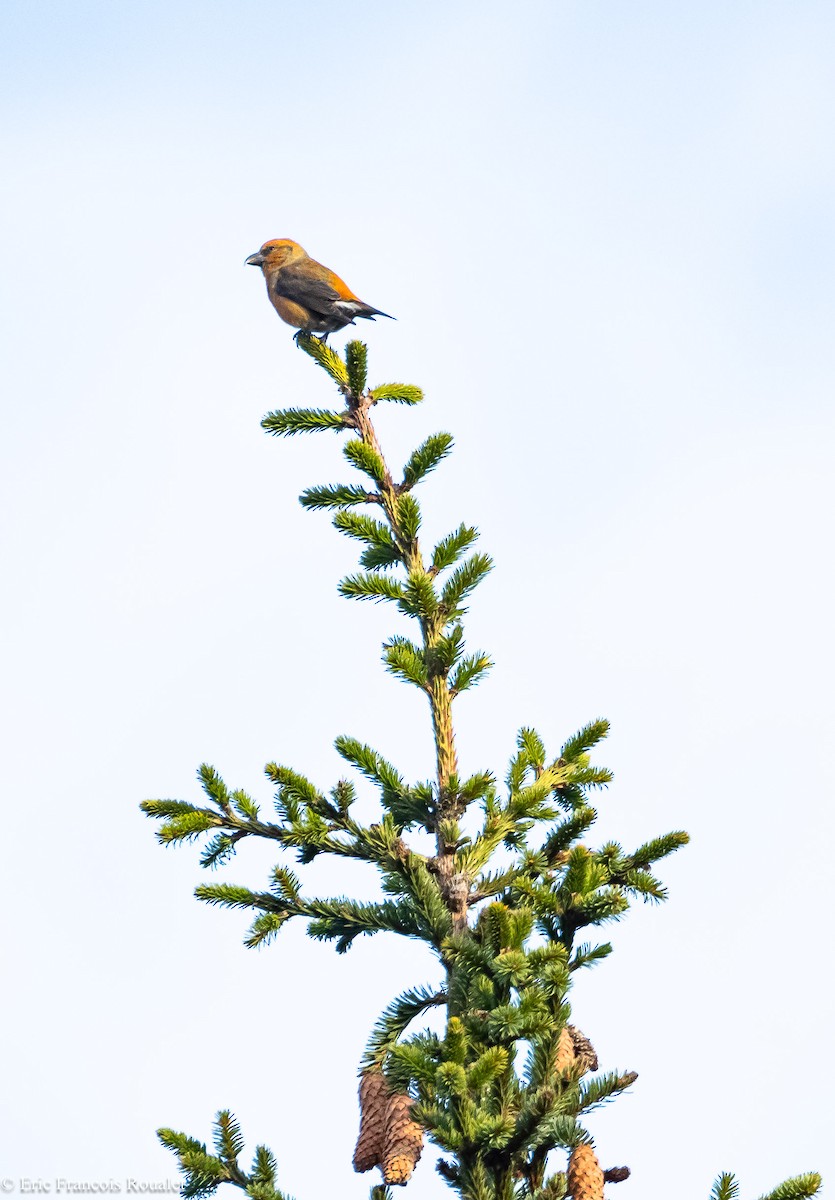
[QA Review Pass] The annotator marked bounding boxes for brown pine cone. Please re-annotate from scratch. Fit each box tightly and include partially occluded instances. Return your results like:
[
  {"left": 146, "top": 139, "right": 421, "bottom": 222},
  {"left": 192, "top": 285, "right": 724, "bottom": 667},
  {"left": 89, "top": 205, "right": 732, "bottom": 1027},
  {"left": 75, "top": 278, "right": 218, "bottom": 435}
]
[
  {"left": 554, "top": 1026, "right": 598, "bottom": 1077},
  {"left": 353, "top": 1070, "right": 390, "bottom": 1173},
  {"left": 382, "top": 1091, "right": 423, "bottom": 1185},
  {"left": 567, "top": 1144, "right": 604, "bottom": 1200},
  {"left": 554, "top": 1026, "right": 576, "bottom": 1074},
  {"left": 604, "top": 1167, "right": 631, "bottom": 1183},
  {"left": 568, "top": 1026, "right": 598, "bottom": 1073}
]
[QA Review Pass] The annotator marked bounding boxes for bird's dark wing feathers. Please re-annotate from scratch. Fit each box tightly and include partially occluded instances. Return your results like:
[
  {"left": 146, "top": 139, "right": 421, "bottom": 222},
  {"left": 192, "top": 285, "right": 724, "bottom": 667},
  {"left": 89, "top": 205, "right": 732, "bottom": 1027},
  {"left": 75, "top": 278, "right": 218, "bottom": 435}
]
[{"left": 273, "top": 268, "right": 342, "bottom": 315}]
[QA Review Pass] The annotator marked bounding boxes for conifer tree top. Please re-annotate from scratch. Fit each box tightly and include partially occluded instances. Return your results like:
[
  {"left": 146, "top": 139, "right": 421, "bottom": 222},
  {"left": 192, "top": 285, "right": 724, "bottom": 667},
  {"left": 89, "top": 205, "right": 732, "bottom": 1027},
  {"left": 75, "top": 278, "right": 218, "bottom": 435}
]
[{"left": 143, "top": 337, "right": 820, "bottom": 1200}]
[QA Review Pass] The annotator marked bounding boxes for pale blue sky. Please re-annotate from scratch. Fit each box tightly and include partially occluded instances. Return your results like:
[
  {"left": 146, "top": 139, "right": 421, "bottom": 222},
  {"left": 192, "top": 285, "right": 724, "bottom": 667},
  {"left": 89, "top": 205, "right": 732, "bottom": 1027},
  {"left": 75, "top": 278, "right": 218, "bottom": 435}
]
[{"left": 1, "top": 3, "right": 833, "bottom": 1199}]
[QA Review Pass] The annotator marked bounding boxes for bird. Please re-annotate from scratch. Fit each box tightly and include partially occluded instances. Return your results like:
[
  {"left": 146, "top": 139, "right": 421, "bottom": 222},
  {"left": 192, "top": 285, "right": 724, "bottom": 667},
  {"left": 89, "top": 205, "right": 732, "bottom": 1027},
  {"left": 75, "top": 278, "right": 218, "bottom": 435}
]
[{"left": 245, "top": 239, "right": 393, "bottom": 340}]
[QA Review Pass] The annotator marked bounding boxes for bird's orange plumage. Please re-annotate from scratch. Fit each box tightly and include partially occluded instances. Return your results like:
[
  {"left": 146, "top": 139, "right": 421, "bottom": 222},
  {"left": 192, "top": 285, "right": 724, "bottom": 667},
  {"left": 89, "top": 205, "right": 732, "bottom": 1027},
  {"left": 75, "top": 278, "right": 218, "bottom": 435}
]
[{"left": 245, "top": 238, "right": 392, "bottom": 338}]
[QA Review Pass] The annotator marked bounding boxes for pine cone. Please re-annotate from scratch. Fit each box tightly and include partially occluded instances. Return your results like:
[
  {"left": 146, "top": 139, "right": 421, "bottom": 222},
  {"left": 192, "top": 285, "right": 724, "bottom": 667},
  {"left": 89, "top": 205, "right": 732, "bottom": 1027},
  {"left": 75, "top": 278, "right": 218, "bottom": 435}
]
[
  {"left": 604, "top": 1167, "right": 631, "bottom": 1184},
  {"left": 554, "top": 1025, "right": 598, "bottom": 1077},
  {"left": 382, "top": 1091, "right": 423, "bottom": 1185},
  {"left": 568, "top": 1026, "right": 598, "bottom": 1073},
  {"left": 567, "top": 1144, "right": 604, "bottom": 1200},
  {"left": 353, "top": 1071, "right": 390, "bottom": 1173},
  {"left": 554, "top": 1026, "right": 575, "bottom": 1074}
]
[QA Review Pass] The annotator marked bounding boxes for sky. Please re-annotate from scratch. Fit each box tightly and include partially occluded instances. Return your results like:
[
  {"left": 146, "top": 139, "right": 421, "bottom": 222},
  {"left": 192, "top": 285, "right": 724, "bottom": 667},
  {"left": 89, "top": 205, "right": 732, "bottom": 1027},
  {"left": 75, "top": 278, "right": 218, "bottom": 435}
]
[{"left": 1, "top": 2, "right": 833, "bottom": 1199}]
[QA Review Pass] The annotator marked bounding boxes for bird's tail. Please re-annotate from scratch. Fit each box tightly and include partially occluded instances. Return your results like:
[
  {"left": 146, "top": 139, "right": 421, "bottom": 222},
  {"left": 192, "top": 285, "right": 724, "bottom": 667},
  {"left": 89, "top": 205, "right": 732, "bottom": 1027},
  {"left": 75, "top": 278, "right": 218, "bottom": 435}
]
[
  {"left": 360, "top": 304, "right": 395, "bottom": 321},
  {"left": 334, "top": 299, "right": 395, "bottom": 322}
]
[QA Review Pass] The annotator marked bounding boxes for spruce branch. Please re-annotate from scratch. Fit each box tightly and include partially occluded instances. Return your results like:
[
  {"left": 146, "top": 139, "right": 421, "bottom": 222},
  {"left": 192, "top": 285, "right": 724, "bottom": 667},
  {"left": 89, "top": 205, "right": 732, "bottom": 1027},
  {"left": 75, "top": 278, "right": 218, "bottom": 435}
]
[
  {"left": 345, "top": 438, "right": 389, "bottom": 484},
  {"left": 244, "top": 912, "right": 289, "bottom": 949},
  {"left": 431, "top": 524, "right": 480, "bottom": 574},
  {"left": 198, "top": 763, "right": 231, "bottom": 809},
  {"left": 400, "top": 571, "right": 439, "bottom": 620},
  {"left": 333, "top": 510, "right": 396, "bottom": 546},
  {"left": 362, "top": 984, "right": 447, "bottom": 1069},
  {"left": 158, "top": 1115, "right": 292, "bottom": 1200},
  {"left": 712, "top": 1175, "right": 740, "bottom": 1200},
  {"left": 346, "top": 340, "right": 368, "bottom": 394},
  {"left": 518, "top": 728, "right": 547, "bottom": 771},
  {"left": 295, "top": 331, "right": 349, "bottom": 385},
  {"left": 200, "top": 832, "right": 244, "bottom": 869},
  {"left": 370, "top": 382, "right": 424, "bottom": 405},
  {"left": 559, "top": 719, "right": 611, "bottom": 762},
  {"left": 541, "top": 808, "right": 597, "bottom": 863},
  {"left": 195, "top": 882, "right": 276, "bottom": 911},
  {"left": 616, "top": 868, "right": 668, "bottom": 903},
  {"left": 152, "top": 809, "right": 224, "bottom": 845},
  {"left": 141, "top": 799, "right": 210, "bottom": 819},
  {"left": 440, "top": 553, "right": 495, "bottom": 615},
  {"left": 371, "top": 1188, "right": 395, "bottom": 1200},
  {"left": 213, "top": 1110, "right": 245, "bottom": 1163},
  {"left": 334, "top": 511, "right": 403, "bottom": 568},
  {"left": 756, "top": 1177, "right": 823, "bottom": 1200},
  {"left": 395, "top": 492, "right": 422, "bottom": 540},
  {"left": 568, "top": 942, "right": 613, "bottom": 972},
  {"left": 306, "top": 895, "right": 434, "bottom": 951},
  {"left": 194, "top": 880, "right": 440, "bottom": 952},
  {"left": 626, "top": 830, "right": 691, "bottom": 868},
  {"left": 403, "top": 433, "right": 455, "bottom": 488},
  {"left": 340, "top": 572, "right": 406, "bottom": 603},
  {"left": 231, "top": 788, "right": 259, "bottom": 820},
  {"left": 383, "top": 635, "right": 430, "bottom": 690},
  {"left": 300, "top": 483, "right": 380, "bottom": 510},
  {"left": 261, "top": 407, "right": 348, "bottom": 436},
  {"left": 577, "top": 1071, "right": 639, "bottom": 1114},
  {"left": 450, "top": 652, "right": 493, "bottom": 696},
  {"left": 334, "top": 735, "right": 406, "bottom": 798},
  {"left": 265, "top": 763, "right": 324, "bottom": 809}
]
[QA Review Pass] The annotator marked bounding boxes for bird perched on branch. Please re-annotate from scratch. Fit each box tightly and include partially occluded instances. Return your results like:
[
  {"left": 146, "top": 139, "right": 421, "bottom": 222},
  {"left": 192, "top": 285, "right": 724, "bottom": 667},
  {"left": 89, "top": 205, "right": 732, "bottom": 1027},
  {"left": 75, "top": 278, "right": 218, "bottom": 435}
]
[{"left": 245, "top": 239, "right": 393, "bottom": 339}]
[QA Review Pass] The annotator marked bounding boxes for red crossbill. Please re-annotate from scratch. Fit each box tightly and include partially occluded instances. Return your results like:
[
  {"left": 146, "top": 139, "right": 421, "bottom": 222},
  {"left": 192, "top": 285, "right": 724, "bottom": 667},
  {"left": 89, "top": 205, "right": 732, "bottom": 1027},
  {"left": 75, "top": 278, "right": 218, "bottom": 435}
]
[{"left": 245, "top": 239, "right": 393, "bottom": 338}]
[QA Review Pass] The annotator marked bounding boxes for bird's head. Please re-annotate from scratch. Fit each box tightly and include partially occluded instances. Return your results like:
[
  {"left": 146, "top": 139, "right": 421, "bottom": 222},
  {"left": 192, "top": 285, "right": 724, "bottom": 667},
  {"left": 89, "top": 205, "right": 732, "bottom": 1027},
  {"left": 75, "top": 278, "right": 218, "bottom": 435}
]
[{"left": 245, "top": 238, "right": 305, "bottom": 271}]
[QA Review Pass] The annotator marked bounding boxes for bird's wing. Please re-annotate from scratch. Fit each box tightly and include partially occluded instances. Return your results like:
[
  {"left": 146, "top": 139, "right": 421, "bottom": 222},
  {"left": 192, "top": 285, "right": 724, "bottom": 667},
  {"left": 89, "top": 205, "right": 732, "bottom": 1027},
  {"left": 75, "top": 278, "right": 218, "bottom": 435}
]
[{"left": 273, "top": 267, "right": 343, "bottom": 315}]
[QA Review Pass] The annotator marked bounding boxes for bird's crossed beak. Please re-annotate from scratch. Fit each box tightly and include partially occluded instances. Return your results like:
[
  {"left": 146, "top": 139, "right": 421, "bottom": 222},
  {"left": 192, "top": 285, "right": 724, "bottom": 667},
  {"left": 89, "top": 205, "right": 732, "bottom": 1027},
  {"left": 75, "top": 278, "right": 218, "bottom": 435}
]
[{"left": 245, "top": 251, "right": 265, "bottom": 267}]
